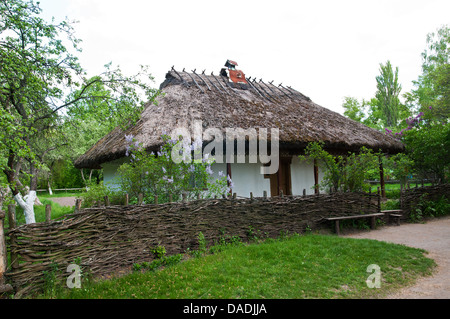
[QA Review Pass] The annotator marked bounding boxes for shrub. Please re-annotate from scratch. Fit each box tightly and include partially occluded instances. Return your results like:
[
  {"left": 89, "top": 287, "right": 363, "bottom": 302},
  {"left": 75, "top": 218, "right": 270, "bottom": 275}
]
[
  {"left": 116, "top": 133, "right": 231, "bottom": 204},
  {"left": 299, "top": 142, "right": 378, "bottom": 192},
  {"left": 409, "top": 195, "right": 450, "bottom": 222},
  {"left": 77, "top": 182, "right": 125, "bottom": 208}
]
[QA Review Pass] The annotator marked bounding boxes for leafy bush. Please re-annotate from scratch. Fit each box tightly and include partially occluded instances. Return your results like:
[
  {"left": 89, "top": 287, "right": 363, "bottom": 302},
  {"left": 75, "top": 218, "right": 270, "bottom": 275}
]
[
  {"left": 381, "top": 199, "right": 400, "bottom": 211},
  {"left": 116, "top": 133, "right": 230, "bottom": 204},
  {"left": 299, "top": 142, "right": 378, "bottom": 192},
  {"left": 150, "top": 245, "right": 167, "bottom": 259},
  {"left": 409, "top": 195, "right": 450, "bottom": 222},
  {"left": 77, "top": 182, "right": 125, "bottom": 208}
]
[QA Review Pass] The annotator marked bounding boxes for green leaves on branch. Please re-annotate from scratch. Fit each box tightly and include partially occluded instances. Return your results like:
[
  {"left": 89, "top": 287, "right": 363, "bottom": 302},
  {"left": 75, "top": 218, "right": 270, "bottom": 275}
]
[
  {"left": 299, "top": 142, "right": 378, "bottom": 193},
  {"left": 115, "top": 133, "right": 231, "bottom": 204},
  {"left": 1, "top": 0, "right": 159, "bottom": 206}
]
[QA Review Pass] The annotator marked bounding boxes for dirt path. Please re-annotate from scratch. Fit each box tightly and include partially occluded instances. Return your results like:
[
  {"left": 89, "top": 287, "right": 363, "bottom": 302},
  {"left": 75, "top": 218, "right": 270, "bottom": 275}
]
[
  {"left": 46, "top": 196, "right": 76, "bottom": 207},
  {"left": 345, "top": 216, "right": 450, "bottom": 299}
]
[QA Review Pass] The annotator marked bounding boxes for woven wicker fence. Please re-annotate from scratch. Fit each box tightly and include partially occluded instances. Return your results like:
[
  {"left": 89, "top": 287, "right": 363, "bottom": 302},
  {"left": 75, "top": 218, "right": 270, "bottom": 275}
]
[
  {"left": 400, "top": 183, "right": 450, "bottom": 219},
  {"left": 2, "top": 191, "right": 381, "bottom": 296}
]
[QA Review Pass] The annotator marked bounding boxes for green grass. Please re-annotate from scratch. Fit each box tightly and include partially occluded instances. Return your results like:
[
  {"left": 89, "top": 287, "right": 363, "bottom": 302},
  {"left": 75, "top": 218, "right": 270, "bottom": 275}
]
[
  {"left": 37, "top": 191, "right": 82, "bottom": 198},
  {"left": 370, "top": 183, "right": 432, "bottom": 199},
  {"left": 41, "top": 234, "right": 436, "bottom": 299},
  {"left": 34, "top": 198, "right": 74, "bottom": 221},
  {"left": 8, "top": 198, "right": 74, "bottom": 226}
]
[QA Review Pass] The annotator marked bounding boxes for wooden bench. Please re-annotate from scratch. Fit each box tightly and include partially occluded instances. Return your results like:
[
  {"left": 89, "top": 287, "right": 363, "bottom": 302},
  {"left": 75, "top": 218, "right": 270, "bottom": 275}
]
[
  {"left": 325, "top": 213, "right": 385, "bottom": 236},
  {"left": 381, "top": 210, "right": 403, "bottom": 226}
]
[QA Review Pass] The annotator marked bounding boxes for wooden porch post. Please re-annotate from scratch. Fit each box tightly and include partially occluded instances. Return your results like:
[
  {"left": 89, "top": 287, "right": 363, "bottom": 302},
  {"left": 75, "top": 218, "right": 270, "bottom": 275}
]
[
  {"left": 314, "top": 159, "right": 319, "bottom": 194},
  {"left": 379, "top": 155, "right": 386, "bottom": 198},
  {"left": 227, "top": 163, "right": 232, "bottom": 197},
  {"left": 277, "top": 160, "right": 282, "bottom": 196}
]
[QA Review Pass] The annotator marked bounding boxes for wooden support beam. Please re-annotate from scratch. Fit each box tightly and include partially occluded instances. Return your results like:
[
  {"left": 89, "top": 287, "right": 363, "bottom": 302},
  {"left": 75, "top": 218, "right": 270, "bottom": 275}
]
[
  {"left": 379, "top": 155, "right": 386, "bottom": 198},
  {"left": 314, "top": 159, "right": 319, "bottom": 194},
  {"left": 171, "top": 66, "right": 190, "bottom": 87},
  {"left": 227, "top": 163, "right": 232, "bottom": 196},
  {"left": 277, "top": 160, "right": 282, "bottom": 196},
  {"left": 253, "top": 79, "right": 274, "bottom": 101},
  {"left": 192, "top": 69, "right": 211, "bottom": 91},
  {"left": 245, "top": 77, "right": 265, "bottom": 99},
  {"left": 211, "top": 72, "right": 230, "bottom": 95},
  {"left": 202, "top": 70, "right": 223, "bottom": 93},
  {"left": 183, "top": 69, "right": 205, "bottom": 93}
]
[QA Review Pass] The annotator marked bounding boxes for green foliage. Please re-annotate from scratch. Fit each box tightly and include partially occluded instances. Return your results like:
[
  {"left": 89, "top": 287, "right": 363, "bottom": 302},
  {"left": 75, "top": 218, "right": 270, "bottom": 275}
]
[
  {"left": 116, "top": 133, "right": 230, "bottom": 204},
  {"left": 208, "top": 228, "right": 243, "bottom": 254},
  {"left": 38, "top": 159, "right": 85, "bottom": 189},
  {"left": 42, "top": 261, "right": 62, "bottom": 297},
  {"left": 132, "top": 254, "right": 183, "bottom": 273},
  {"left": 342, "top": 96, "right": 366, "bottom": 123},
  {"left": 409, "top": 195, "right": 450, "bottom": 222},
  {"left": 150, "top": 245, "right": 167, "bottom": 259},
  {"left": 197, "top": 232, "right": 207, "bottom": 255},
  {"left": 77, "top": 182, "right": 125, "bottom": 208},
  {"left": 402, "top": 121, "right": 450, "bottom": 182},
  {"left": 375, "top": 61, "right": 403, "bottom": 128},
  {"left": 299, "top": 142, "right": 378, "bottom": 192},
  {"left": 0, "top": 0, "right": 159, "bottom": 224},
  {"left": 381, "top": 199, "right": 400, "bottom": 211},
  {"left": 384, "top": 153, "right": 415, "bottom": 185},
  {"left": 409, "top": 25, "right": 449, "bottom": 121},
  {"left": 246, "top": 226, "right": 267, "bottom": 242},
  {"left": 342, "top": 62, "right": 410, "bottom": 131}
]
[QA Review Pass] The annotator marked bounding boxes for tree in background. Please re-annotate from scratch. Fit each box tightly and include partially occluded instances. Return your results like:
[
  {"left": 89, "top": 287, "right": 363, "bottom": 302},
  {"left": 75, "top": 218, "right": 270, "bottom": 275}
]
[
  {"left": 374, "top": 60, "right": 403, "bottom": 128},
  {"left": 0, "top": 0, "right": 158, "bottom": 223},
  {"left": 342, "top": 97, "right": 366, "bottom": 123},
  {"left": 405, "top": 25, "right": 449, "bottom": 121},
  {"left": 343, "top": 25, "right": 449, "bottom": 185},
  {"left": 342, "top": 61, "right": 409, "bottom": 130},
  {"left": 399, "top": 26, "right": 449, "bottom": 182}
]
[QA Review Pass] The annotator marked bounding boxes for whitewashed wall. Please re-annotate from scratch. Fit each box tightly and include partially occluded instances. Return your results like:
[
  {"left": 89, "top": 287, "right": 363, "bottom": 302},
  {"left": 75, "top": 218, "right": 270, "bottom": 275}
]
[
  {"left": 102, "top": 157, "right": 128, "bottom": 189},
  {"left": 290, "top": 156, "right": 325, "bottom": 195},
  {"left": 212, "top": 155, "right": 324, "bottom": 198}
]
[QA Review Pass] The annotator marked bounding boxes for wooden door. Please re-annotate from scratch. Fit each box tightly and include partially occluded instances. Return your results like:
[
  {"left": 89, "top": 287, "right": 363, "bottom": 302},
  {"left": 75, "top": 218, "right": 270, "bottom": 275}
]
[{"left": 268, "top": 157, "right": 292, "bottom": 197}]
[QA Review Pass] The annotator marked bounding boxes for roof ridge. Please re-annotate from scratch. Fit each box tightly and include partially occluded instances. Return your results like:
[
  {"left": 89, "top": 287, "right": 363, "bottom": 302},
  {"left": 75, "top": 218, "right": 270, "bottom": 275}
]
[{"left": 162, "top": 67, "right": 310, "bottom": 102}]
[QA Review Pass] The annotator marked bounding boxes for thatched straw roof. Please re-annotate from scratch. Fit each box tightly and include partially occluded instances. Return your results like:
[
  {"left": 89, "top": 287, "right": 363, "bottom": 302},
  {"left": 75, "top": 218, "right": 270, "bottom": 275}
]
[{"left": 74, "top": 68, "right": 404, "bottom": 169}]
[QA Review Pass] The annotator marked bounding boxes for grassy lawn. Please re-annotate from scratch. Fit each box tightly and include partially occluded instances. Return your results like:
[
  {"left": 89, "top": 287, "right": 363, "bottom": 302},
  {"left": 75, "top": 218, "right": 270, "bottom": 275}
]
[
  {"left": 37, "top": 191, "right": 82, "bottom": 198},
  {"left": 41, "top": 234, "right": 436, "bottom": 299},
  {"left": 8, "top": 197, "right": 74, "bottom": 225}
]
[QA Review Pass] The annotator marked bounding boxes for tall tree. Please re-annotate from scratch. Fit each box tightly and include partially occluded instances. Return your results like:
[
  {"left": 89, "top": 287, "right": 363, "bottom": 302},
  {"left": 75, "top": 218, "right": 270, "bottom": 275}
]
[
  {"left": 0, "top": 0, "right": 158, "bottom": 223},
  {"left": 375, "top": 60, "right": 402, "bottom": 128},
  {"left": 407, "top": 25, "right": 449, "bottom": 121}
]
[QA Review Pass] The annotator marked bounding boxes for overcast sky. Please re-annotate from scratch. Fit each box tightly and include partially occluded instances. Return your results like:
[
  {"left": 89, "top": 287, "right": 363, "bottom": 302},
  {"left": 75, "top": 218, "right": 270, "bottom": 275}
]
[{"left": 38, "top": 0, "right": 449, "bottom": 114}]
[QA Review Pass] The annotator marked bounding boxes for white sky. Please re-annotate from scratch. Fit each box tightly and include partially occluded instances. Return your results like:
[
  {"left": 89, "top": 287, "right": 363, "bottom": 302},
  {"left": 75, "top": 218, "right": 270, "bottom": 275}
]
[{"left": 38, "top": 0, "right": 450, "bottom": 115}]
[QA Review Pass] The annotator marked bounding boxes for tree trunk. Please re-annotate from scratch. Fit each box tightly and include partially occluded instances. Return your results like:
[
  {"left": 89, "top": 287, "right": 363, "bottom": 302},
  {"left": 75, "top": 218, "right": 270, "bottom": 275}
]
[
  {"left": 6, "top": 155, "right": 39, "bottom": 224},
  {"left": 48, "top": 180, "right": 53, "bottom": 195},
  {"left": 14, "top": 191, "right": 36, "bottom": 224}
]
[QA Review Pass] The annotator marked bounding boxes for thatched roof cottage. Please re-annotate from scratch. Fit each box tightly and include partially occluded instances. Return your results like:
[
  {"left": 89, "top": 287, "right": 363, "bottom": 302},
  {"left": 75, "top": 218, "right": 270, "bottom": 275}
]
[{"left": 74, "top": 61, "right": 403, "bottom": 197}]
